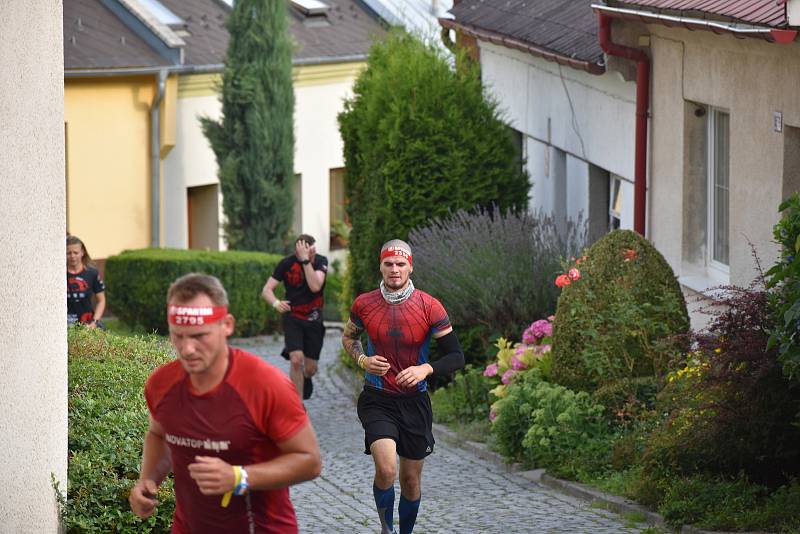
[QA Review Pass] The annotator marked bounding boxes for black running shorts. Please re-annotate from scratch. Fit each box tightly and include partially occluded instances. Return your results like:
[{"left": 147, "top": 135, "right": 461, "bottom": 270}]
[
  {"left": 357, "top": 386, "right": 435, "bottom": 460},
  {"left": 282, "top": 313, "right": 325, "bottom": 360}
]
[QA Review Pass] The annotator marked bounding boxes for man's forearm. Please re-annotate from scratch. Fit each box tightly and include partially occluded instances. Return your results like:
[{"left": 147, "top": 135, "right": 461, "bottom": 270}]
[
  {"left": 245, "top": 450, "right": 321, "bottom": 491},
  {"left": 140, "top": 430, "right": 172, "bottom": 484},
  {"left": 342, "top": 320, "right": 366, "bottom": 363}
]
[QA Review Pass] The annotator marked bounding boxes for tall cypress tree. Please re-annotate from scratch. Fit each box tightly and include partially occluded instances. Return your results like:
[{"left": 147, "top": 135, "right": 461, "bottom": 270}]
[{"left": 202, "top": 0, "right": 294, "bottom": 252}]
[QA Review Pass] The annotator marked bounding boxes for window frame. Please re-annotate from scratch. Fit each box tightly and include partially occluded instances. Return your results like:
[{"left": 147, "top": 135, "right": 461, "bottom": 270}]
[{"left": 706, "top": 107, "right": 730, "bottom": 277}]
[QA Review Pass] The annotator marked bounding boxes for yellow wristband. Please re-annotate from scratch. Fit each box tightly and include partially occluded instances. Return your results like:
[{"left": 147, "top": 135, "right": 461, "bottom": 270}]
[
  {"left": 221, "top": 465, "right": 242, "bottom": 508},
  {"left": 357, "top": 354, "right": 367, "bottom": 369}
]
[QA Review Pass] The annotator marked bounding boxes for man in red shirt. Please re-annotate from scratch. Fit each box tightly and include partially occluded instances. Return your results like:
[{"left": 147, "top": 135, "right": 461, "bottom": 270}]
[
  {"left": 342, "top": 240, "right": 464, "bottom": 534},
  {"left": 129, "top": 273, "right": 321, "bottom": 533}
]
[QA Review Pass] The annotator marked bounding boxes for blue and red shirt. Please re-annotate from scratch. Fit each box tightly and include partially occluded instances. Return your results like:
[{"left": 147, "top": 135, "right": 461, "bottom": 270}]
[
  {"left": 350, "top": 289, "right": 451, "bottom": 394},
  {"left": 145, "top": 347, "right": 308, "bottom": 533}
]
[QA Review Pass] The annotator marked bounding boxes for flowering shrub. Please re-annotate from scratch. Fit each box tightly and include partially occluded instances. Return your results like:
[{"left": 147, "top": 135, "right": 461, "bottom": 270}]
[
  {"left": 644, "top": 282, "right": 800, "bottom": 487},
  {"left": 551, "top": 229, "right": 689, "bottom": 392},
  {"left": 483, "top": 318, "right": 554, "bottom": 417},
  {"left": 410, "top": 207, "right": 585, "bottom": 342}
]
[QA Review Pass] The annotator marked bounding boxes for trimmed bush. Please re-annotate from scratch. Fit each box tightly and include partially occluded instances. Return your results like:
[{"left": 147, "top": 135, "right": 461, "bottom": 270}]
[
  {"left": 64, "top": 327, "right": 175, "bottom": 532},
  {"left": 105, "top": 248, "right": 283, "bottom": 337},
  {"left": 338, "top": 31, "right": 529, "bottom": 302},
  {"left": 551, "top": 230, "right": 689, "bottom": 392}
]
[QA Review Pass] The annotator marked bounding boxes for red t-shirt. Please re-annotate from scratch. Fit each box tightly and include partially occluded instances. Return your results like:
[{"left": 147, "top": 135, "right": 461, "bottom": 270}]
[
  {"left": 145, "top": 347, "right": 308, "bottom": 534},
  {"left": 349, "top": 288, "right": 451, "bottom": 394}
]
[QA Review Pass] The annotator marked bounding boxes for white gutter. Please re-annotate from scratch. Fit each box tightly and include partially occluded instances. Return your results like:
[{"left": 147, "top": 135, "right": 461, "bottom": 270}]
[
  {"left": 150, "top": 69, "right": 167, "bottom": 247},
  {"left": 592, "top": 3, "right": 777, "bottom": 36}
]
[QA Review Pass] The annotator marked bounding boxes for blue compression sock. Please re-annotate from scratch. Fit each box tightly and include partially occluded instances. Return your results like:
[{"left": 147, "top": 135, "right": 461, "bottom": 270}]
[
  {"left": 398, "top": 494, "right": 421, "bottom": 534},
  {"left": 373, "top": 483, "right": 395, "bottom": 534}
]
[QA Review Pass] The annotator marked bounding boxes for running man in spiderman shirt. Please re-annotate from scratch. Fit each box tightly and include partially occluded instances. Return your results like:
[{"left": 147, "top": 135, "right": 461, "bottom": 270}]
[
  {"left": 342, "top": 239, "right": 465, "bottom": 534},
  {"left": 129, "top": 273, "right": 321, "bottom": 533}
]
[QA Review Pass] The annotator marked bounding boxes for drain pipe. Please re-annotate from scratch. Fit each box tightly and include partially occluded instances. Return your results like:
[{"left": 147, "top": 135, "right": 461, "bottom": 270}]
[
  {"left": 151, "top": 69, "right": 167, "bottom": 247},
  {"left": 597, "top": 12, "right": 649, "bottom": 236}
]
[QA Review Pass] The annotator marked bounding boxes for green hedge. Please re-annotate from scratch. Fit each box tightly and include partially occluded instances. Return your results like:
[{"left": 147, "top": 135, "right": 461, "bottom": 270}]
[
  {"left": 105, "top": 248, "right": 283, "bottom": 337},
  {"left": 64, "top": 327, "right": 175, "bottom": 532}
]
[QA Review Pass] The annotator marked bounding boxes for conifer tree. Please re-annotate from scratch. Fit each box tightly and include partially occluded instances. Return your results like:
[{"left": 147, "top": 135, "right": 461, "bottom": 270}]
[
  {"left": 202, "top": 0, "right": 294, "bottom": 252},
  {"left": 339, "top": 31, "right": 529, "bottom": 298}
]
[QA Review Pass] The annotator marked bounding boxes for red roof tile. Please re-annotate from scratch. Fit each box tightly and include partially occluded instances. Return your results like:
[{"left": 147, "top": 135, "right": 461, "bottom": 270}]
[{"left": 611, "top": 1, "right": 788, "bottom": 27}]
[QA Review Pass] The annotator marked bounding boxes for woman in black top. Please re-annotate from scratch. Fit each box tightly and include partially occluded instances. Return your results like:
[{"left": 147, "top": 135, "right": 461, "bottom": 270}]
[{"left": 66, "top": 235, "right": 106, "bottom": 328}]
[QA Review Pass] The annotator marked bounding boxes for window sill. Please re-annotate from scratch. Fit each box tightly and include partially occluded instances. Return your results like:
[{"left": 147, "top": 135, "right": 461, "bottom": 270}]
[{"left": 678, "top": 272, "right": 730, "bottom": 301}]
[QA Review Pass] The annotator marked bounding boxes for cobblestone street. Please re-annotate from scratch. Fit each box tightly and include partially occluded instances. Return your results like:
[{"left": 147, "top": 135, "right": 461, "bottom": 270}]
[{"left": 234, "top": 331, "right": 645, "bottom": 534}]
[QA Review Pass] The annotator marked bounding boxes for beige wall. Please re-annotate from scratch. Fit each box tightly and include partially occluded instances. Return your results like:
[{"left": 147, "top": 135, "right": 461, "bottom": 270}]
[
  {"left": 0, "top": 0, "right": 67, "bottom": 531},
  {"left": 646, "top": 26, "right": 800, "bottom": 289}
]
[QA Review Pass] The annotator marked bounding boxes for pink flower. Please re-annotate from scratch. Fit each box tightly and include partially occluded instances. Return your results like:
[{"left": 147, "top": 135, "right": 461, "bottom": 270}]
[
  {"left": 624, "top": 248, "right": 637, "bottom": 261},
  {"left": 536, "top": 344, "right": 552, "bottom": 354},
  {"left": 511, "top": 356, "right": 527, "bottom": 371},
  {"left": 547, "top": 315, "right": 555, "bottom": 322},
  {"left": 530, "top": 319, "right": 552, "bottom": 339},
  {"left": 501, "top": 369, "right": 516, "bottom": 385},
  {"left": 483, "top": 363, "right": 498, "bottom": 377},
  {"left": 522, "top": 329, "right": 537, "bottom": 345},
  {"left": 489, "top": 411, "right": 497, "bottom": 422},
  {"left": 514, "top": 345, "right": 526, "bottom": 356},
  {"left": 555, "top": 274, "right": 571, "bottom": 288},
  {"left": 568, "top": 268, "right": 581, "bottom": 281}
]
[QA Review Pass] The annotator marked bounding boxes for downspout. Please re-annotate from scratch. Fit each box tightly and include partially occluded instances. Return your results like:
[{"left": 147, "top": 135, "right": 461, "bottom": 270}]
[
  {"left": 151, "top": 69, "right": 167, "bottom": 247},
  {"left": 597, "top": 13, "right": 650, "bottom": 236}
]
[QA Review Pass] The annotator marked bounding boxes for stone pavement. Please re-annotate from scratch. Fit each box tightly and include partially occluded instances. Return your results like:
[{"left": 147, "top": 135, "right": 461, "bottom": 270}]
[{"left": 233, "top": 331, "right": 646, "bottom": 534}]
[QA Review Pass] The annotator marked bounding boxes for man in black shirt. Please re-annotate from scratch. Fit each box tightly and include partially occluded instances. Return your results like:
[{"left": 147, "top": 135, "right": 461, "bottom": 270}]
[{"left": 262, "top": 234, "right": 328, "bottom": 400}]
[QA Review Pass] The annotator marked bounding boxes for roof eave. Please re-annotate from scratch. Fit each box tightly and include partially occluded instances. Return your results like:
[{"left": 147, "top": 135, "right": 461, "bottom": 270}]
[
  {"left": 593, "top": 3, "right": 798, "bottom": 44},
  {"left": 439, "top": 18, "right": 606, "bottom": 75}
]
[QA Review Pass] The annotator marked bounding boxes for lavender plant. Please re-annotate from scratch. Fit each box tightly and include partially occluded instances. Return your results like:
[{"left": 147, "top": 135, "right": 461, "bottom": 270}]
[{"left": 408, "top": 207, "right": 585, "bottom": 338}]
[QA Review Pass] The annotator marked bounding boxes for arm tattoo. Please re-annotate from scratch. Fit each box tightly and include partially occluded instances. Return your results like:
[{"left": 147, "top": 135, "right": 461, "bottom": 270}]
[{"left": 342, "top": 319, "right": 366, "bottom": 362}]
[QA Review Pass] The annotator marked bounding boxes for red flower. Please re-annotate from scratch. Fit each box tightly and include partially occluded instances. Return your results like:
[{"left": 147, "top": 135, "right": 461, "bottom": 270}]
[
  {"left": 623, "top": 249, "right": 637, "bottom": 261},
  {"left": 568, "top": 268, "right": 581, "bottom": 281},
  {"left": 555, "top": 274, "right": 571, "bottom": 288}
]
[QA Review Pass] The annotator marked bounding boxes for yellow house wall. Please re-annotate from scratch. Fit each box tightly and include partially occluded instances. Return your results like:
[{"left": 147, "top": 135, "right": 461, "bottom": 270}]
[{"left": 65, "top": 76, "right": 155, "bottom": 259}]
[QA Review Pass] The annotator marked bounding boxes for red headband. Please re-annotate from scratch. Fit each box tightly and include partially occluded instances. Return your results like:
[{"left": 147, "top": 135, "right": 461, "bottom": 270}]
[
  {"left": 380, "top": 246, "right": 412, "bottom": 264},
  {"left": 168, "top": 305, "right": 228, "bottom": 326}
]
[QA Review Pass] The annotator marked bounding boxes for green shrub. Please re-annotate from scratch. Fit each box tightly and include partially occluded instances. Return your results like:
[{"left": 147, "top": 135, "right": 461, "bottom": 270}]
[
  {"left": 106, "top": 248, "right": 283, "bottom": 337},
  {"left": 409, "top": 207, "right": 585, "bottom": 344},
  {"left": 65, "top": 327, "right": 175, "bottom": 532},
  {"left": 644, "top": 284, "right": 800, "bottom": 486},
  {"left": 551, "top": 230, "right": 689, "bottom": 393},
  {"left": 767, "top": 193, "right": 800, "bottom": 381},
  {"left": 518, "top": 381, "right": 613, "bottom": 479},
  {"left": 338, "top": 30, "right": 529, "bottom": 302},
  {"left": 430, "top": 365, "right": 493, "bottom": 424},
  {"left": 323, "top": 259, "right": 344, "bottom": 322}
]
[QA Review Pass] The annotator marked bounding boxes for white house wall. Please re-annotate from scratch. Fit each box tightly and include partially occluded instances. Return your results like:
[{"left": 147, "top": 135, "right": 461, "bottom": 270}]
[
  {"left": 164, "top": 68, "right": 359, "bottom": 256},
  {"left": 479, "top": 41, "right": 637, "bottom": 228},
  {"left": 294, "top": 77, "right": 353, "bottom": 257},
  {"left": 648, "top": 26, "right": 800, "bottom": 289},
  {"left": 0, "top": 0, "right": 67, "bottom": 529},
  {"left": 164, "top": 92, "right": 223, "bottom": 250}
]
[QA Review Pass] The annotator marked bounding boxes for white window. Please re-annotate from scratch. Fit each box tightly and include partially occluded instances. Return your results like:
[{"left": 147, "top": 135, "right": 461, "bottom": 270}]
[
  {"left": 609, "top": 174, "right": 622, "bottom": 231},
  {"left": 707, "top": 108, "right": 730, "bottom": 272}
]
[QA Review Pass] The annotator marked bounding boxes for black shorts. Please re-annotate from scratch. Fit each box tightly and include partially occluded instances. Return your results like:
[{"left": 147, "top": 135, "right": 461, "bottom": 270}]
[
  {"left": 282, "top": 313, "right": 325, "bottom": 360},
  {"left": 357, "top": 386, "right": 434, "bottom": 460}
]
